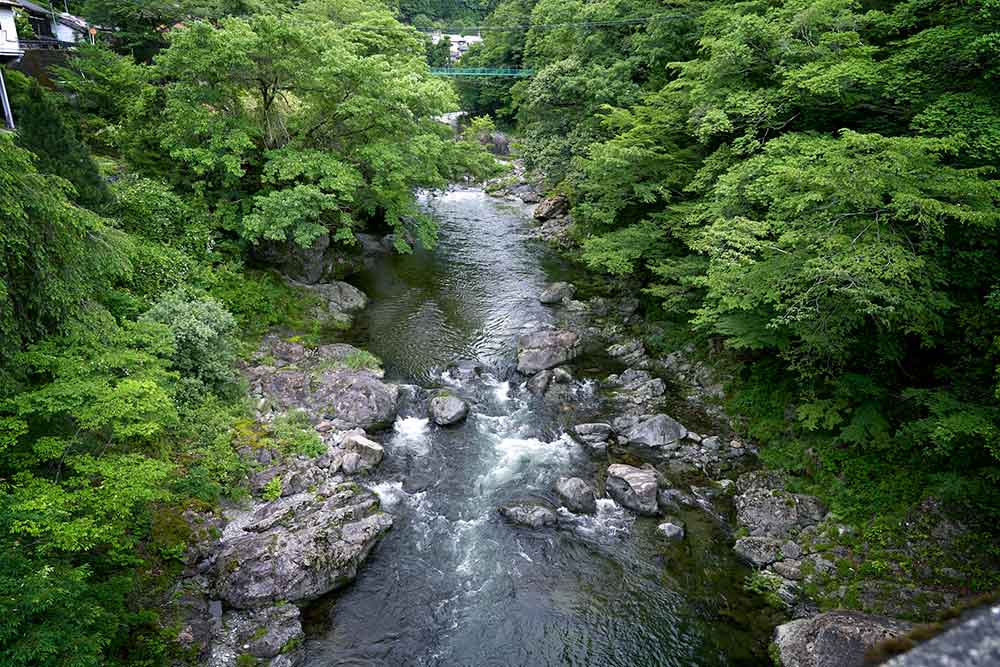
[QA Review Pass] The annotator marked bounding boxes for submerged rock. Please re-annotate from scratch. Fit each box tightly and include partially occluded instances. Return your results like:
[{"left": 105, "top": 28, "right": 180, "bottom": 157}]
[
  {"left": 773, "top": 611, "right": 912, "bottom": 667},
  {"left": 606, "top": 464, "right": 659, "bottom": 516},
  {"left": 498, "top": 504, "right": 558, "bottom": 529},
  {"left": 429, "top": 394, "right": 469, "bottom": 426},
  {"left": 216, "top": 483, "right": 392, "bottom": 608},
  {"left": 539, "top": 282, "right": 576, "bottom": 304},
  {"left": 555, "top": 476, "right": 597, "bottom": 514},
  {"left": 517, "top": 330, "right": 581, "bottom": 374}
]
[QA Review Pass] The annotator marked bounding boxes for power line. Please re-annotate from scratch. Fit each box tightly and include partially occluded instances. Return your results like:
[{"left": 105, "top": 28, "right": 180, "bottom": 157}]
[{"left": 410, "top": 13, "right": 692, "bottom": 34}]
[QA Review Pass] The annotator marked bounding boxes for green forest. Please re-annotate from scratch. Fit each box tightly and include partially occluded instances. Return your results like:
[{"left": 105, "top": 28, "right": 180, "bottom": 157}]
[
  {"left": 461, "top": 0, "right": 1000, "bottom": 518},
  {"left": 1, "top": 0, "right": 999, "bottom": 664},
  {"left": 1, "top": 2, "right": 495, "bottom": 664}
]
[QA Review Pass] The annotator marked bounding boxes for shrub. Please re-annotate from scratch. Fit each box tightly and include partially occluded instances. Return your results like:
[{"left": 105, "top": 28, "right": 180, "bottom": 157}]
[{"left": 140, "top": 289, "right": 238, "bottom": 396}]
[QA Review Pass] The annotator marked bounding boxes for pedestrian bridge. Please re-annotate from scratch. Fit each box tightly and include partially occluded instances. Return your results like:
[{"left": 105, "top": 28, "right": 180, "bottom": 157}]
[{"left": 430, "top": 67, "right": 534, "bottom": 77}]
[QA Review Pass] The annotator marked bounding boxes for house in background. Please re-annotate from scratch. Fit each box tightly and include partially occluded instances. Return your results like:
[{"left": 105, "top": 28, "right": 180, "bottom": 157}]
[{"left": 0, "top": 0, "right": 90, "bottom": 129}]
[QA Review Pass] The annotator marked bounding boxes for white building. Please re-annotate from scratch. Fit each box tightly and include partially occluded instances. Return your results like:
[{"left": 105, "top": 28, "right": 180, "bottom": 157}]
[
  {"left": 0, "top": 0, "right": 90, "bottom": 129},
  {"left": 430, "top": 32, "right": 482, "bottom": 62},
  {"left": 0, "top": 0, "right": 24, "bottom": 60}
]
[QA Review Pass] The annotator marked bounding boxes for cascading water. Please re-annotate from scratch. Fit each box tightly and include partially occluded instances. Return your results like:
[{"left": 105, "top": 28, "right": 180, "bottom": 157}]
[{"left": 302, "top": 189, "right": 773, "bottom": 666}]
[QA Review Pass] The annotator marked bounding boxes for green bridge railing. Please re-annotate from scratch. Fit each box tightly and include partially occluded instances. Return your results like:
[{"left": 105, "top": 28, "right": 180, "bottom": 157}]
[{"left": 430, "top": 67, "right": 534, "bottom": 77}]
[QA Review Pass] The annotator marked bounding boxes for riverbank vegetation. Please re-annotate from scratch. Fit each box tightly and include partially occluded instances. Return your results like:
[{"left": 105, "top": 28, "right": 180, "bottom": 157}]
[
  {"left": 461, "top": 0, "right": 1000, "bottom": 554},
  {"left": 0, "top": 2, "right": 494, "bottom": 665}
]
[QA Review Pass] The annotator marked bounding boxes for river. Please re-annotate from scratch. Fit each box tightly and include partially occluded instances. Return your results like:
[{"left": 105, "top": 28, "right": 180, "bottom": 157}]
[{"left": 302, "top": 188, "right": 774, "bottom": 666}]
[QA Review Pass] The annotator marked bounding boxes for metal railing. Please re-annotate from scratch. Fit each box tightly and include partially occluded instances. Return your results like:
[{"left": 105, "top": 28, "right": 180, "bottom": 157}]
[
  {"left": 429, "top": 67, "right": 534, "bottom": 77},
  {"left": 19, "top": 38, "right": 78, "bottom": 51}
]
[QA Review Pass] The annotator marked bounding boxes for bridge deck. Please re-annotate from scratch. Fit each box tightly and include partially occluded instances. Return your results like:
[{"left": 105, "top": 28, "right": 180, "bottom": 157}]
[{"left": 430, "top": 67, "right": 534, "bottom": 77}]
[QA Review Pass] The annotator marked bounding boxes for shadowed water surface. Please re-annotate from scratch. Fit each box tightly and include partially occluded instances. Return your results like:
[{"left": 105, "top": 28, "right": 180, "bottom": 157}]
[{"left": 304, "top": 189, "right": 773, "bottom": 666}]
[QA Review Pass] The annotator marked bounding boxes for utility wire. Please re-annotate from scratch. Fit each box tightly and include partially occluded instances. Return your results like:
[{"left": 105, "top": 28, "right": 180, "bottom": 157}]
[{"left": 408, "top": 13, "right": 691, "bottom": 34}]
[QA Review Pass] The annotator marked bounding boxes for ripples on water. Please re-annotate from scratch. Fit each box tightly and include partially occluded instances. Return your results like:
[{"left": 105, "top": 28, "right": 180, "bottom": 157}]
[{"left": 304, "top": 189, "right": 772, "bottom": 666}]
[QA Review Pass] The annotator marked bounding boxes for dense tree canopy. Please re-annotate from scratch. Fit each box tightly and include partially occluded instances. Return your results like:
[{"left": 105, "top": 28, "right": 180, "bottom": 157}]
[{"left": 468, "top": 0, "right": 1000, "bottom": 515}]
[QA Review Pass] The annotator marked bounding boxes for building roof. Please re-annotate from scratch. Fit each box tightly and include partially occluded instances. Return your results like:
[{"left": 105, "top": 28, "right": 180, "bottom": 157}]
[{"left": 16, "top": 0, "right": 88, "bottom": 32}]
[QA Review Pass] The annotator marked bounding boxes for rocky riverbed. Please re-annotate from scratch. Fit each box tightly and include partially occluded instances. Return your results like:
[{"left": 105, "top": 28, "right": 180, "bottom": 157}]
[{"left": 170, "top": 186, "right": 990, "bottom": 667}]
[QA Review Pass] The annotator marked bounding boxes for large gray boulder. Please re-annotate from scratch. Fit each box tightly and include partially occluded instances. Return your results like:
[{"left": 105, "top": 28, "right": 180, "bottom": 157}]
[
  {"left": 555, "top": 476, "right": 597, "bottom": 514},
  {"left": 517, "top": 330, "right": 581, "bottom": 374},
  {"left": 774, "top": 611, "right": 912, "bottom": 667},
  {"left": 216, "top": 482, "right": 392, "bottom": 608},
  {"left": 606, "top": 464, "right": 659, "bottom": 515},
  {"left": 498, "top": 504, "right": 558, "bottom": 529},
  {"left": 304, "top": 281, "right": 368, "bottom": 317},
  {"left": 429, "top": 394, "right": 469, "bottom": 426},
  {"left": 539, "top": 282, "right": 576, "bottom": 304},
  {"left": 622, "top": 414, "right": 688, "bottom": 450}
]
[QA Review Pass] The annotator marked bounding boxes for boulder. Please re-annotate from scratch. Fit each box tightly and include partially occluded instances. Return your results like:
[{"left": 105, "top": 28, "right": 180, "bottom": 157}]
[
  {"left": 304, "top": 280, "right": 368, "bottom": 317},
  {"left": 734, "top": 536, "right": 785, "bottom": 567},
  {"left": 623, "top": 414, "right": 688, "bottom": 451},
  {"left": 517, "top": 330, "right": 581, "bottom": 374},
  {"left": 526, "top": 370, "right": 553, "bottom": 396},
  {"left": 572, "top": 422, "right": 612, "bottom": 456},
  {"left": 555, "top": 477, "right": 597, "bottom": 514},
  {"left": 533, "top": 195, "right": 569, "bottom": 221},
  {"left": 342, "top": 433, "right": 384, "bottom": 471},
  {"left": 606, "top": 464, "right": 659, "bottom": 516},
  {"left": 774, "top": 611, "right": 912, "bottom": 667},
  {"left": 216, "top": 483, "right": 392, "bottom": 608},
  {"left": 552, "top": 367, "right": 573, "bottom": 384},
  {"left": 539, "top": 282, "right": 576, "bottom": 304},
  {"left": 498, "top": 504, "right": 558, "bottom": 529},
  {"left": 657, "top": 521, "right": 685, "bottom": 541},
  {"left": 429, "top": 394, "right": 469, "bottom": 426}
]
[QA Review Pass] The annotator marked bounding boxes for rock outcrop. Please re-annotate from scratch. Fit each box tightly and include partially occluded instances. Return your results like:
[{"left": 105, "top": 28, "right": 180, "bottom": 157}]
[
  {"left": 207, "top": 603, "right": 305, "bottom": 667},
  {"left": 534, "top": 195, "right": 569, "bottom": 221},
  {"left": 216, "top": 482, "right": 393, "bottom": 609},
  {"left": 606, "top": 464, "right": 659, "bottom": 516},
  {"left": 516, "top": 330, "right": 581, "bottom": 374},
  {"left": 773, "top": 611, "right": 912, "bottom": 667},
  {"left": 246, "top": 337, "right": 399, "bottom": 432},
  {"left": 657, "top": 521, "right": 686, "bottom": 541}
]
